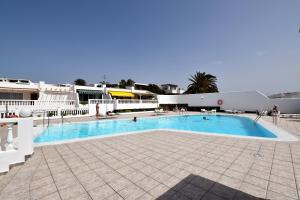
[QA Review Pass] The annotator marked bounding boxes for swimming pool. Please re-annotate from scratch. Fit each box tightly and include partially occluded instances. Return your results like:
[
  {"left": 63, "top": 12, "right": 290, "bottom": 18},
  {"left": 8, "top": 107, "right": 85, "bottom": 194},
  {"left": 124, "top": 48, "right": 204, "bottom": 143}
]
[{"left": 34, "top": 115, "right": 277, "bottom": 144}]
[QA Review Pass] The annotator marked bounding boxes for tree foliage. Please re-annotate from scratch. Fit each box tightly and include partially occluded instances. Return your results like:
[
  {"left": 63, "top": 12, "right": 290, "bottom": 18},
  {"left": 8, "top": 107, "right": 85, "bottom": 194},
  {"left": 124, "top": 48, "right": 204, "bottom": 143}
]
[
  {"left": 119, "top": 79, "right": 135, "bottom": 88},
  {"left": 185, "top": 71, "right": 218, "bottom": 94},
  {"left": 74, "top": 78, "right": 86, "bottom": 86},
  {"left": 146, "top": 84, "right": 165, "bottom": 94}
]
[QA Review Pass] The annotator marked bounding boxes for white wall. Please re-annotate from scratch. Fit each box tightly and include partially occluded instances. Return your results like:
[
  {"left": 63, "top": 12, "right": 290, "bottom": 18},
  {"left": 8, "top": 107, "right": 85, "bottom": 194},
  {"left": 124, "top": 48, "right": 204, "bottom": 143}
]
[
  {"left": 157, "top": 91, "right": 300, "bottom": 114},
  {"left": 88, "top": 102, "right": 114, "bottom": 116},
  {"left": 115, "top": 102, "right": 158, "bottom": 110}
]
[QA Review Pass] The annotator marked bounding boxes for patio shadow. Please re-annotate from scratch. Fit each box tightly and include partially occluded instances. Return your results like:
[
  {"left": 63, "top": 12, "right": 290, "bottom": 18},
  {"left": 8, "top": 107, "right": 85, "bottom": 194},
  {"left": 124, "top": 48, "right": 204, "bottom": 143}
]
[{"left": 156, "top": 174, "right": 266, "bottom": 200}]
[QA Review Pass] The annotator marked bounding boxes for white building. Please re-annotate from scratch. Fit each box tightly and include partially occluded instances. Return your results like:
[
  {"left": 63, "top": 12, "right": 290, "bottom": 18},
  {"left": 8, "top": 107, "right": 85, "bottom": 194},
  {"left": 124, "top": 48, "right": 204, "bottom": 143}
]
[
  {"left": 161, "top": 84, "right": 185, "bottom": 94},
  {"left": 0, "top": 78, "right": 159, "bottom": 117}
]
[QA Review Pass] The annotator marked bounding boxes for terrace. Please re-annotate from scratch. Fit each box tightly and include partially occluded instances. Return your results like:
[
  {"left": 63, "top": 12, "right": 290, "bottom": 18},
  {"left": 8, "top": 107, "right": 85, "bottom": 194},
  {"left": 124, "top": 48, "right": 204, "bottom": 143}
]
[{"left": 0, "top": 114, "right": 300, "bottom": 200}]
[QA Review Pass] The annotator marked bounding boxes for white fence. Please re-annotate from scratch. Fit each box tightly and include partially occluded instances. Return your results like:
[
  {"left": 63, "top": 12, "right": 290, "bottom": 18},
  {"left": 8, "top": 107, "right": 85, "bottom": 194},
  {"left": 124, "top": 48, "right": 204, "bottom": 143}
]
[
  {"left": 0, "top": 118, "right": 33, "bottom": 173},
  {"left": 0, "top": 100, "right": 76, "bottom": 118},
  {"left": 157, "top": 91, "right": 300, "bottom": 114},
  {"left": 115, "top": 99, "right": 158, "bottom": 110},
  {"left": 32, "top": 107, "right": 89, "bottom": 118},
  {"left": 88, "top": 99, "right": 159, "bottom": 115},
  {"left": 0, "top": 100, "right": 75, "bottom": 108}
]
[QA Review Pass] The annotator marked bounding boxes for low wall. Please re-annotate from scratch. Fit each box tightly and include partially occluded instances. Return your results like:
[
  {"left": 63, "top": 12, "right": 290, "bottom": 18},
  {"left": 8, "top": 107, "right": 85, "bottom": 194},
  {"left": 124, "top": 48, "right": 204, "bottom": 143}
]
[{"left": 157, "top": 91, "right": 300, "bottom": 114}]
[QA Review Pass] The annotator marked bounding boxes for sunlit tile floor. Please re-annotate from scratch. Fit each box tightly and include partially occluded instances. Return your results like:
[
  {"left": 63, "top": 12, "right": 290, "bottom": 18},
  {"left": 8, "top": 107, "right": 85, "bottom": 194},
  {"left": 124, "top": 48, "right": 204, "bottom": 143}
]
[{"left": 1, "top": 115, "right": 300, "bottom": 200}]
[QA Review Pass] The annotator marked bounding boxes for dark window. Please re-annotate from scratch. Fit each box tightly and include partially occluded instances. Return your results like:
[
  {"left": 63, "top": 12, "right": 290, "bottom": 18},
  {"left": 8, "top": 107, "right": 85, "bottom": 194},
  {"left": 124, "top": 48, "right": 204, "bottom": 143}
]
[{"left": 0, "top": 92, "right": 23, "bottom": 99}]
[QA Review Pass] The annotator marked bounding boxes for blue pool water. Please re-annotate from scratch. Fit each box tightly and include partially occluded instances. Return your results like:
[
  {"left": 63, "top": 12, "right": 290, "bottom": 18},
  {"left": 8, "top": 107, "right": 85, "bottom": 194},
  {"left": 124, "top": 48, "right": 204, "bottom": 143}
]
[{"left": 34, "top": 115, "right": 277, "bottom": 143}]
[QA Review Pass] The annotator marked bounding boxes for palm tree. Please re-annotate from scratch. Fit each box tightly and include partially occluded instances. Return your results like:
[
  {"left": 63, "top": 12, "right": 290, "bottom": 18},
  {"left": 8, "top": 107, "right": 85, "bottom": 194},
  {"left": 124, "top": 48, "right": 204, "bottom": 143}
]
[
  {"left": 74, "top": 78, "right": 86, "bottom": 86},
  {"left": 185, "top": 71, "right": 218, "bottom": 94}
]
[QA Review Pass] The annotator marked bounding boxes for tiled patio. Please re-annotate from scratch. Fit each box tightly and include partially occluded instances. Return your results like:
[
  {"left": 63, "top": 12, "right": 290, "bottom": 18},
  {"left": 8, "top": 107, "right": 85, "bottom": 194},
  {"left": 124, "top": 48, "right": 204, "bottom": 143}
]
[{"left": 1, "top": 116, "right": 300, "bottom": 200}]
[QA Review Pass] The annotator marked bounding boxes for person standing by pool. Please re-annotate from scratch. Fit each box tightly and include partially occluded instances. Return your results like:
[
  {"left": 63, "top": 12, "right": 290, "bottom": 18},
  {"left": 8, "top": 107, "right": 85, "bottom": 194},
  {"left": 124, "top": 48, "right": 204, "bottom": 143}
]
[
  {"left": 272, "top": 105, "right": 279, "bottom": 125},
  {"left": 96, "top": 103, "right": 100, "bottom": 117}
]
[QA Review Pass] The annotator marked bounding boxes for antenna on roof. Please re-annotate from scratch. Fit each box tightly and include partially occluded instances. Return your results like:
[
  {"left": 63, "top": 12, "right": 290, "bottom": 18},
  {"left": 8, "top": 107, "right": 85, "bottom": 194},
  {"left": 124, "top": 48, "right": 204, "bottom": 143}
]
[{"left": 103, "top": 74, "right": 106, "bottom": 84}]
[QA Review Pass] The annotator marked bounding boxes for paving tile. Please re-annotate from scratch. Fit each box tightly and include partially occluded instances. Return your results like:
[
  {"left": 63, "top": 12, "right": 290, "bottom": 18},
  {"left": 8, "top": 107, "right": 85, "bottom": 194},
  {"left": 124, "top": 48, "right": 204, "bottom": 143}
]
[
  {"left": 88, "top": 184, "right": 115, "bottom": 200},
  {"left": 55, "top": 176, "right": 79, "bottom": 190},
  {"left": 210, "top": 183, "right": 237, "bottom": 199},
  {"left": 268, "top": 181, "right": 298, "bottom": 199},
  {"left": 40, "top": 192, "right": 61, "bottom": 200},
  {"left": 30, "top": 183, "right": 58, "bottom": 200},
  {"left": 30, "top": 175, "right": 54, "bottom": 190},
  {"left": 124, "top": 171, "right": 147, "bottom": 183},
  {"left": 247, "top": 169, "right": 270, "bottom": 180},
  {"left": 163, "top": 176, "right": 182, "bottom": 188},
  {"left": 119, "top": 184, "right": 145, "bottom": 199},
  {"left": 148, "top": 184, "right": 169, "bottom": 198},
  {"left": 59, "top": 184, "right": 86, "bottom": 200},
  {"left": 217, "top": 175, "right": 241, "bottom": 190},
  {"left": 201, "top": 192, "right": 225, "bottom": 200},
  {"left": 266, "top": 190, "right": 298, "bottom": 200},
  {"left": 136, "top": 193, "right": 155, "bottom": 200},
  {"left": 137, "top": 176, "right": 160, "bottom": 191},
  {"left": 239, "top": 182, "right": 266, "bottom": 199},
  {"left": 99, "top": 171, "right": 122, "bottom": 183},
  {"left": 3, "top": 116, "right": 300, "bottom": 200},
  {"left": 104, "top": 193, "right": 123, "bottom": 200},
  {"left": 108, "top": 177, "right": 132, "bottom": 191},
  {"left": 71, "top": 193, "right": 92, "bottom": 200},
  {"left": 269, "top": 174, "right": 297, "bottom": 188},
  {"left": 151, "top": 171, "right": 172, "bottom": 183},
  {"left": 179, "top": 183, "right": 206, "bottom": 199},
  {"left": 243, "top": 174, "right": 268, "bottom": 190}
]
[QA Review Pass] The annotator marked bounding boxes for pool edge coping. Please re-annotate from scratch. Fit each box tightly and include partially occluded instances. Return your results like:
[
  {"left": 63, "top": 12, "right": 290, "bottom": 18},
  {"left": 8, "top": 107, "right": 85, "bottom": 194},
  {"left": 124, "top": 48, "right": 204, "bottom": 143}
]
[{"left": 33, "top": 113, "right": 298, "bottom": 146}]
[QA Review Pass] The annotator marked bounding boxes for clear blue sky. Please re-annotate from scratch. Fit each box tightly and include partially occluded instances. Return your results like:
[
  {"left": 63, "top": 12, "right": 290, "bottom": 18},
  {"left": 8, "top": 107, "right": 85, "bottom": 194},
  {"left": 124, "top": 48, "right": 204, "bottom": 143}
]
[{"left": 0, "top": 0, "right": 299, "bottom": 95}]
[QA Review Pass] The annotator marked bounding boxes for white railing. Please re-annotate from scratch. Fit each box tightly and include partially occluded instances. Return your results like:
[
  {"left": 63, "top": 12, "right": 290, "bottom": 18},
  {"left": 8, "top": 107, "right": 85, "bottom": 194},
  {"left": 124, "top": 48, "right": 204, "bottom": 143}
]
[
  {"left": 0, "top": 100, "right": 75, "bottom": 107},
  {"left": 61, "top": 108, "right": 89, "bottom": 116},
  {"left": 89, "top": 99, "right": 114, "bottom": 104},
  {"left": 117, "top": 99, "right": 141, "bottom": 104},
  {"left": 88, "top": 99, "right": 159, "bottom": 115},
  {"left": 0, "top": 118, "right": 33, "bottom": 173},
  {"left": 141, "top": 100, "right": 158, "bottom": 104},
  {"left": 0, "top": 100, "right": 76, "bottom": 118},
  {"left": 32, "top": 107, "right": 89, "bottom": 118},
  {"left": 117, "top": 99, "right": 158, "bottom": 104}
]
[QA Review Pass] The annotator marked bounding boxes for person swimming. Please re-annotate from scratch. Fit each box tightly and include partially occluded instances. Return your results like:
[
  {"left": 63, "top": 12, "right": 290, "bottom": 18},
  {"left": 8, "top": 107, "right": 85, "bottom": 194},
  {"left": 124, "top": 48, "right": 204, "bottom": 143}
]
[
  {"left": 203, "top": 116, "right": 209, "bottom": 120},
  {"left": 133, "top": 117, "right": 137, "bottom": 122}
]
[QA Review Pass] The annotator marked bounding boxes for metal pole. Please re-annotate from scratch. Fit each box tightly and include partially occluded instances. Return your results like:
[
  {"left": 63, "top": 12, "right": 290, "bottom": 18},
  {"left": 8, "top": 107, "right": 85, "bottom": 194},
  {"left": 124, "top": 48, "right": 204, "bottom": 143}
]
[
  {"left": 47, "top": 113, "right": 50, "bottom": 127},
  {"left": 43, "top": 111, "right": 45, "bottom": 127},
  {"left": 5, "top": 103, "right": 8, "bottom": 118}
]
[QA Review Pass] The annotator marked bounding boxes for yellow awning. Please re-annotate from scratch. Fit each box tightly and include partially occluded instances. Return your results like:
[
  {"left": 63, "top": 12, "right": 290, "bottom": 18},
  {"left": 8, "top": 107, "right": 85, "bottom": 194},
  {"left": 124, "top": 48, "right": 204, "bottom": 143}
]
[{"left": 108, "top": 91, "right": 135, "bottom": 98}]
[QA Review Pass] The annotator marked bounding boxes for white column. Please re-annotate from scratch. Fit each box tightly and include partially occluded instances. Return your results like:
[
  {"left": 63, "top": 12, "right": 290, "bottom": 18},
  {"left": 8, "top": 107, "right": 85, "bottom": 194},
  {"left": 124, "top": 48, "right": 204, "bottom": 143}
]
[{"left": 6, "top": 123, "right": 14, "bottom": 150}]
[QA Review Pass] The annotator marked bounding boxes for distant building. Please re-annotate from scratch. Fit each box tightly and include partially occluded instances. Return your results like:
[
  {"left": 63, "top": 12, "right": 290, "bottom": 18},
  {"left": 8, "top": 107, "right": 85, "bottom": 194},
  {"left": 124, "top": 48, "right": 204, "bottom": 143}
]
[
  {"left": 0, "top": 77, "right": 39, "bottom": 100},
  {"left": 160, "top": 84, "right": 185, "bottom": 94},
  {"left": 269, "top": 92, "right": 300, "bottom": 99}
]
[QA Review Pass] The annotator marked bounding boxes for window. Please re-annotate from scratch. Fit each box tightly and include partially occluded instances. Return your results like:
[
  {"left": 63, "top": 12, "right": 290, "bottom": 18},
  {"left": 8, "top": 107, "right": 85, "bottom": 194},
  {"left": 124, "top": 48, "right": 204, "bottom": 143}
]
[{"left": 0, "top": 92, "right": 23, "bottom": 99}]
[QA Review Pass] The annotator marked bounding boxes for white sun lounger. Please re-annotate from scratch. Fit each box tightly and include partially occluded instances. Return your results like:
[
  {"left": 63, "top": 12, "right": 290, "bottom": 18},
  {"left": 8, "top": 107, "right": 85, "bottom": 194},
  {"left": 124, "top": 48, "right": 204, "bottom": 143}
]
[{"left": 225, "top": 110, "right": 233, "bottom": 114}]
